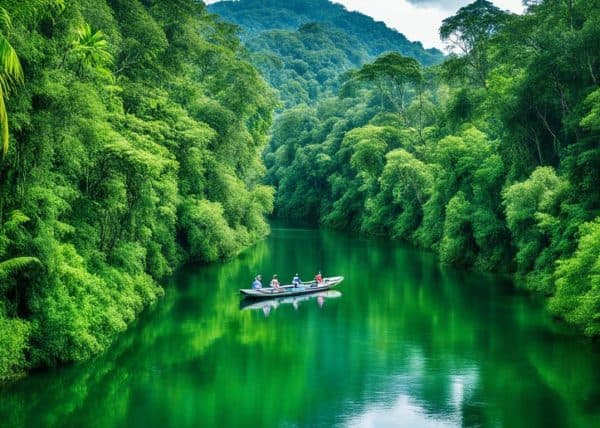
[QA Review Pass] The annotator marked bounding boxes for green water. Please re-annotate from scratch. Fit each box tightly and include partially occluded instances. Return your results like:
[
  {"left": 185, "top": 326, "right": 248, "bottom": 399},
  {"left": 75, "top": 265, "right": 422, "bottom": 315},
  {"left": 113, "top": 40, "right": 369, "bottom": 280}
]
[{"left": 1, "top": 226, "right": 599, "bottom": 428}]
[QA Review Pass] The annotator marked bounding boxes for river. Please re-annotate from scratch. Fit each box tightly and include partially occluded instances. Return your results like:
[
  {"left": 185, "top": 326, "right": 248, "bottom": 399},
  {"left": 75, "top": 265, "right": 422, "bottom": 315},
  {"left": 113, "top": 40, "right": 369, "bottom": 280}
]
[{"left": 1, "top": 225, "right": 599, "bottom": 427}]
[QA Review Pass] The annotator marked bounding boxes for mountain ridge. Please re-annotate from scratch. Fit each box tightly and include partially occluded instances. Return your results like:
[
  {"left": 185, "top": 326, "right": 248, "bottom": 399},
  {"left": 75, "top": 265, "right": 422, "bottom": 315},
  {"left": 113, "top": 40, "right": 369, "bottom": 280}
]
[{"left": 207, "top": 0, "right": 444, "bottom": 66}]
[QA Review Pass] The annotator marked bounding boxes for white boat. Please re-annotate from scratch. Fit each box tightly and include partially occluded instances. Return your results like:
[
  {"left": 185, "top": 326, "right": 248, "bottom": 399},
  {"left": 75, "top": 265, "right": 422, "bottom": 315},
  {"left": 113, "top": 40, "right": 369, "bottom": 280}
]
[{"left": 239, "top": 276, "right": 344, "bottom": 299}]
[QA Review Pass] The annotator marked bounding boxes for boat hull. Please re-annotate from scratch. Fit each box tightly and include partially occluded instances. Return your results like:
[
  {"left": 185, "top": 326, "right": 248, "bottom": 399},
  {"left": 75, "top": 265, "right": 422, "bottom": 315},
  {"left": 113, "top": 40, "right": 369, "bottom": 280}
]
[{"left": 240, "top": 276, "right": 344, "bottom": 299}]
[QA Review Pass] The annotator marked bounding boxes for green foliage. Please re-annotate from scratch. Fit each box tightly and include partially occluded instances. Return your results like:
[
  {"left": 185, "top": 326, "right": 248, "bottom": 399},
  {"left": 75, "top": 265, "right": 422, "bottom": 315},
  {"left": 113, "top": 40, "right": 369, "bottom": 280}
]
[
  {"left": 416, "top": 127, "right": 507, "bottom": 269},
  {"left": 440, "top": 192, "right": 475, "bottom": 266},
  {"left": 440, "top": 0, "right": 509, "bottom": 87},
  {"left": 344, "top": 53, "right": 423, "bottom": 122},
  {"left": 209, "top": 0, "right": 443, "bottom": 108},
  {"left": 245, "top": 24, "right": 369, "bottom": 107},
  {"left": 179, "top": 199, "right": 240, "bottom": 263},
  {"left": 0, "top": 257, "right": 40, "bottom": 280},
  {"left": 368, "top": 148, "right": 433, "bottom": 238},
  {"left": 66, "top": 23, "right": 113, "bottom": 76},
  {"left": 549, "top": 218, "right": 600, "bottom": 336},
  {"left": 0, "top": 317, "right": 29, "bottom": 381},
  {"left": 503, "top": 167, "right": 569, "bottom": 292},
  {"left": 0, "top": 0, "right": 275, "bottom": 380},
  {"left": 208, "top": 0, "right": 444, "bottom": 63},
  {"left": 580, "top": 88, "right": 600, "bottom": 131}
]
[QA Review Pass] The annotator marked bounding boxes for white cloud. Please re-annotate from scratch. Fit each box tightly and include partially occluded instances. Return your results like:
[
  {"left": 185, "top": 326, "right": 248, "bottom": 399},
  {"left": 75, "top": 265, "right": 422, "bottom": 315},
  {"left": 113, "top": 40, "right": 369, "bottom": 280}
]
[
  {"left": 405, "top": 0, "right": 472, "bottom": 10},
  {"left": 331, "top": 0, "right": 524, "bottom": 50}
]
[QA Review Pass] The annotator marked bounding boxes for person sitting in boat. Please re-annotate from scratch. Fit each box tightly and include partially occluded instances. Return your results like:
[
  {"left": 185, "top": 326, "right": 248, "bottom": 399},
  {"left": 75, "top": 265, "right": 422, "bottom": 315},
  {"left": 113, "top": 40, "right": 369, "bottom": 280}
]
[
  {"left": 252, "top": 275, "right": 262, "bottom": 289},
  {"left": 270, "top": 274, "right": 281, "bottom": 291},
  {"left": 292, "top": 273, "right": 302, "bottom": 288},
  {"left": 314, "top": 271, "right": 323, "bottom": 286}
]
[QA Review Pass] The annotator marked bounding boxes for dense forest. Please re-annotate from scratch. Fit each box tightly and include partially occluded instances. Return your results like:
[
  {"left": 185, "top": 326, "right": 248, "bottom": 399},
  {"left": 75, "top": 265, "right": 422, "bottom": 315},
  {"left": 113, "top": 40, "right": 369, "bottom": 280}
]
[
  {"left": 0, "top": 0, "right": 276, "bottom": 381},
  {"left": 1, "top": 0, "right": 598, "bottom": 383},
  {"left": 213, "top": 0, "right": 600, "bottom": 336},
  {"left": 208, "top": 0, "right": 444, "bottom": 65}
]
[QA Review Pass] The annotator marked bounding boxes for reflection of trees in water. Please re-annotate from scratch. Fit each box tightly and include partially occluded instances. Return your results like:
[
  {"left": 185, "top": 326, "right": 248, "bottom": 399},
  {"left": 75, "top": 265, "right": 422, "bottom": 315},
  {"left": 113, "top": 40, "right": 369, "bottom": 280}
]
[
  {"left": 0, "top": 291, "right": 177, "bottom": 427},
  {"left": 318, "top": 229, "right": 600, "bottom": 427},
  {"left": 1, "top": 228, "right": 599, "bottom": 427}
]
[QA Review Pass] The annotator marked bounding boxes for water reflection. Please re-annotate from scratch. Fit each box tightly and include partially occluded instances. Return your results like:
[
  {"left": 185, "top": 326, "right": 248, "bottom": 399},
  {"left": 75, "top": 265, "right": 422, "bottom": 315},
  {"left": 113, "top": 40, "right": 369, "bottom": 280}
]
[
  {"left": 346, "top": 394, "right": 459, "bottom": 428},
  {"left": 0, "top": 226, "right": 599, "bottom": 428},
  {"left": 239, "top": 290, "right": 342, "bottom": 315}
]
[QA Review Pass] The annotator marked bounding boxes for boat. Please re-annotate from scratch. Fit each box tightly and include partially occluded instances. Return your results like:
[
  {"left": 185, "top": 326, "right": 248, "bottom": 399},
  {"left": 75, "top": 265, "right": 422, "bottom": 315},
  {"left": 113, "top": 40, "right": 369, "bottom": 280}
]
[
  {"left": 239, "top": 290, "right": 342, "bottom": 311},
  {"left": 239, "top": 276, "right": 344, "bottom": 299}
]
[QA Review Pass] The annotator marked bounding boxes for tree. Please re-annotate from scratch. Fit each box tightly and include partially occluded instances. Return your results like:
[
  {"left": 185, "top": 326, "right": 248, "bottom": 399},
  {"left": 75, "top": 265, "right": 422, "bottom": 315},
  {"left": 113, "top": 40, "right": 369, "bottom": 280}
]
[
  {"left": 549, "top": 218, "right": 600, "bottom": 336},
  {"left": 345, "top": 52, "right": 422, "bottom": 121},
  {"left": 502, "top": 166, "right": 568, "bottom": 292},
  {"left": 440, "top": 0, "right": 509, "bottom": 88},
  {"left": 366, "top": 148, "right": 433, "bottom": 238},
  {"left": 66, "top": 23, "right": 113, "bottom": 76}
]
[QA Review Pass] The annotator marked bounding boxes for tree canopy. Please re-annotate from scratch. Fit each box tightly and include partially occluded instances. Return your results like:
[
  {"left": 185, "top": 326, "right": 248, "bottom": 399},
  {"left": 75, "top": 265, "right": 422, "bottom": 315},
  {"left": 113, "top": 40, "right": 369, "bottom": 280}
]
[{"left": 0, "top": 0, "right": 275, "bottom": 381}]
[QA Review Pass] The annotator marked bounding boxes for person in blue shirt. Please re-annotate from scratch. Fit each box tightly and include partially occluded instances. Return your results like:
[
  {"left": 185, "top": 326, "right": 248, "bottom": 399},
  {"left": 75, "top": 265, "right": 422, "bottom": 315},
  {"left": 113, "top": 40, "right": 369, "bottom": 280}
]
[
  {"left": 252, "top": 275, "right": 262, "bottom": 289},
  {"left": 292, "top": 273, "right": 302, "bottom": 288}
]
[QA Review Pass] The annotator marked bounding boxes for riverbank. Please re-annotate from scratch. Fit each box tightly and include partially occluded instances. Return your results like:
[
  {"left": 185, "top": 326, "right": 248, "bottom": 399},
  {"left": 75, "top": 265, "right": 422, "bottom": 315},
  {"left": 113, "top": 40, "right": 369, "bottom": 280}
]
[{"left": 0, "top": 0, "right": 275, "bottom": 382}]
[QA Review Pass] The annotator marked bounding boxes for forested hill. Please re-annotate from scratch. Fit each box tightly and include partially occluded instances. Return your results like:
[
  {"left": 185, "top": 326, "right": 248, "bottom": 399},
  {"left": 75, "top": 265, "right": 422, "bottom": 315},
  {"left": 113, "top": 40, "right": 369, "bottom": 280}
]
[
  {"left": 0, "top": 0, "right": 275, "bottom": 381},
  {"left": 207, "top": 0, "right": 444, "bottom": 65},
  {"left": 208, "top": 0, "right": 442, "bottom": 107},
  {"left": 246, "top": 23, "right": 370, "bottom": 107}
]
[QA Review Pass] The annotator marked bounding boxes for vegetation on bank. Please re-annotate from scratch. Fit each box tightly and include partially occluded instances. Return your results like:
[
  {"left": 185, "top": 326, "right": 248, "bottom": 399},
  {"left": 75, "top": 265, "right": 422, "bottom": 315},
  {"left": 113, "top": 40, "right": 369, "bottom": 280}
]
[
  {"left": 0, "top": 0, "right": 275, "bottom": 381},
  {"left": 257, "top": 0, "right": 599, "bottom": 335}
]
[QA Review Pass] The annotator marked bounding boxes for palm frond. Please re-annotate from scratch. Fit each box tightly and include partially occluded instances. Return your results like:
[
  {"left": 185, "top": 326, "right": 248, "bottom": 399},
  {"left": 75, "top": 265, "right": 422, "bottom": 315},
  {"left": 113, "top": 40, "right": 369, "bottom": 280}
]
[
  {"left": 67, "top": 23, "right": 113, "bottom": 80},
  {"left": 2, "top": 0, "right": 65, "bottom": 24},
  {"left": 0, "top": 13, "right": 23, "bottom": 157},
  {"left": 70, "top": 23, "right": 113, "bottom": 69},
  {"left": 0, "top": 8, "right": 13, "bottom": 33},
  {"left": 0, "top": 34, "right": 23, "bottom": 86},
  {"left": 0, "top": 84, "right": 8, "bottom": 156}
]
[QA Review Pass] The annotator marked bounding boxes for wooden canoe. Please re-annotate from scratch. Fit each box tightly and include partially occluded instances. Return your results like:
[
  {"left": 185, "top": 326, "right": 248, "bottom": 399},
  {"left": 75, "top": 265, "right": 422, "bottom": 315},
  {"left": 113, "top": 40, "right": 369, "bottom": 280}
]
[{"left": 240, "top": 276, "right": 344, "bottom": 299}]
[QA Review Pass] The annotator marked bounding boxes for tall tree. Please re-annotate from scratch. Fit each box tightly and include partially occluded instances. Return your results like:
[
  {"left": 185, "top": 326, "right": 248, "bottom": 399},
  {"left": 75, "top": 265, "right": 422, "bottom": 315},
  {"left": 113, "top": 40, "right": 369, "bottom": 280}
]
[
  {"left": 440, "top": 0, "right": 509, "bottom": 88},
  {"left": 345, "top": 52, "right": 422, "bottom": 122}
]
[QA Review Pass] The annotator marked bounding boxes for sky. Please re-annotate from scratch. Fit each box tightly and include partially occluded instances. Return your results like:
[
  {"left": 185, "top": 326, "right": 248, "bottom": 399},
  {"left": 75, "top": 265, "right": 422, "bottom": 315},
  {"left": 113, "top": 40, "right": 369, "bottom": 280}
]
[
  {"left": 329, "top": 0, "right": 525, "bottom": 50},
  {"left": 205, "top": 0, "right": 525, "bottom": 51}
]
